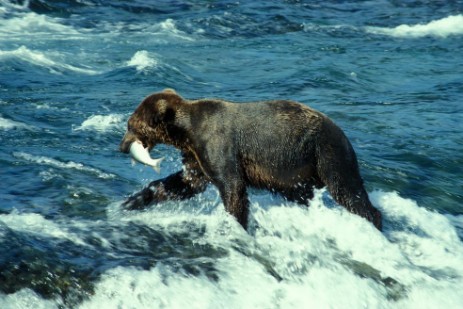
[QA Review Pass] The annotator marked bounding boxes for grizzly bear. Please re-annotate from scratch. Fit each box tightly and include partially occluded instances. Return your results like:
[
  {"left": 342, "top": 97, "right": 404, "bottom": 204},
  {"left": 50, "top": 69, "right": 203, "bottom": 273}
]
[{"left": 120, "top": 89, "right": 382, "bottom": 231}]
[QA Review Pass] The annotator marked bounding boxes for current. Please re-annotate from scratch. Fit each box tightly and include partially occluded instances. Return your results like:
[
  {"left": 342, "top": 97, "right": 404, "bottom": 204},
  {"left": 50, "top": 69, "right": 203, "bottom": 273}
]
[{"left": 0, "top": 0, "right": 462, "bottom": 308}]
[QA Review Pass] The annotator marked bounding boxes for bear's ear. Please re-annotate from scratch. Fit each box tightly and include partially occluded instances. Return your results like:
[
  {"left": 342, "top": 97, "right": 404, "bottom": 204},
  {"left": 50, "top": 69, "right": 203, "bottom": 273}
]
[
  {"left": 162, "top": 88, "right": 177, "bottom": 95},
  {"left": 151, "top": 99, "right": 176, "bottom": 125}
]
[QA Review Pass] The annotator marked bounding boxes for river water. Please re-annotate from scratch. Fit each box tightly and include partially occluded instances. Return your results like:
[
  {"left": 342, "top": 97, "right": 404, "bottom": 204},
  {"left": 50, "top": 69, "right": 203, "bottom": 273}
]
[{"left": 0, "top": 0, "right": 462, "bottom": 308}]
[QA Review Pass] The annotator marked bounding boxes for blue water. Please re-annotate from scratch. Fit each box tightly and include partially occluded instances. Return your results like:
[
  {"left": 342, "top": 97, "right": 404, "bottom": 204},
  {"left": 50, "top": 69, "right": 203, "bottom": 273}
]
[{"left": 1, "top": 1, "right": 463, "bottom": 308}]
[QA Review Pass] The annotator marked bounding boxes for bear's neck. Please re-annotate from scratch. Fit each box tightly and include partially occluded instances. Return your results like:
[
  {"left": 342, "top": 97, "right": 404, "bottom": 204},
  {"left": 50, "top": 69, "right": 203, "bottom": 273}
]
[{"left": 162, "top": 106, "right": 193, "bottom": 152}]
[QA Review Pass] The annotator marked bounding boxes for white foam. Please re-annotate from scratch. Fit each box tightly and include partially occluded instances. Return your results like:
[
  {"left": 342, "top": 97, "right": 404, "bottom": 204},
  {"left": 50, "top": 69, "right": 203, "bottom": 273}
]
[
  {"left": 0, "top": 0, "right": 30, "bottom": 11},
  {"left": 0, "top": 5, "right": 80, "bottom": 36},
  {"left": 0, "top": 115, "right": 31, "bottom": 130},
  {"left": 74, "top": 114, "right": 125, "bottom": 132},
  {"left": 157, "top": 19, "right": 184, "bottom": 35},
  {"left": 2, "top": 190, "right": 462, "bottom": 308},
  {"left": 145, "top": 19, "right": 194, "bottom": 41},
  {"left": 34, "top": 102, "right": 69, "bottom": 111},
  {"left": 370, "top": 191, "right": 463, "bottom": 280},
  {"left": 79, "top": 265, "right": 213, "bottom": 309},
  {"left": 302, "top": 23, "right": 356, "bottom": 33},
  {"left": 0, "top": 289, "right": 59, "bottom": 309},
  {"left": 13, "top": 152, "right": 116, "bottom": 179},
  {"left": 94, "top": 18, "right": 194, "bottom": 44},
  {"left": 126, "top": 51, "right": 159, "bottom": 72},
  {"left": 366, "top": 15, "right": 463, "bottom": 38},
  {"left": 82, "top": 190, "right": 463, "bottom": 308},
  {"left": 0, "top": 212, "right": 86, "bottom": 246},
  {"left": 0, "top": 46, "right": 99, "bottom": 75},
  {"left": 446, "top": 214, "right": 463, "bottom": 239},
  {"left": 100, "top": 18, "right": 193, "bottom": 42}
]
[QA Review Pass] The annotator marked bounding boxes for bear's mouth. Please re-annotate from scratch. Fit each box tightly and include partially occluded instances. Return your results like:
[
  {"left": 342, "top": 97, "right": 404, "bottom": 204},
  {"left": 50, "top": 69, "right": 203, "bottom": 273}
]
[{"left": 119, "top": 130, "right": 139, "bottom": 154}]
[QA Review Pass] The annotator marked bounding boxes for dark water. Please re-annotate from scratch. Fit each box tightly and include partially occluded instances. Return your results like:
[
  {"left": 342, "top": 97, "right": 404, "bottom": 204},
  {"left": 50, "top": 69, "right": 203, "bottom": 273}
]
[{"left": 1, "top": 0, "right": 462, "bottom": 308}]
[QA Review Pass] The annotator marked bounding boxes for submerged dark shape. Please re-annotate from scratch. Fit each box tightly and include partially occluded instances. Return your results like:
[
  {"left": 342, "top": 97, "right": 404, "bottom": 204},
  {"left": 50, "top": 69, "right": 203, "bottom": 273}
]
[
  {"left": 120, "top": 89, "right": 382, "bottom": 231},
  {"left": 0, "top": 222, "right": 226, "bottom": 305}
]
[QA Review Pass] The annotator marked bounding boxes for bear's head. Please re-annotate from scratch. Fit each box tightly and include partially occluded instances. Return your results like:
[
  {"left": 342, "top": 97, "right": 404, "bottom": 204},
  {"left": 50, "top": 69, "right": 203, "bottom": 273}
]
[{"left": 120, "top": 89, "right": 186, "bottom": 154}]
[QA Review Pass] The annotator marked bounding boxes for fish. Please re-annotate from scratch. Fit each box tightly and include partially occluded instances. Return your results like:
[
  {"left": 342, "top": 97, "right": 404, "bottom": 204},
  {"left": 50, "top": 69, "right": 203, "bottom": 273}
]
[{"left": 129, "top": 141, "right": 164, "bottom": 173}]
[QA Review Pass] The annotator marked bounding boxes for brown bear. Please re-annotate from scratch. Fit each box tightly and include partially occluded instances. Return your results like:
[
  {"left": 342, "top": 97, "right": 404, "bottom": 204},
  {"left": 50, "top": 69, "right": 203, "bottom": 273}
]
[{"left": 120, "top": 89, "right": 382, "bottom": 231}]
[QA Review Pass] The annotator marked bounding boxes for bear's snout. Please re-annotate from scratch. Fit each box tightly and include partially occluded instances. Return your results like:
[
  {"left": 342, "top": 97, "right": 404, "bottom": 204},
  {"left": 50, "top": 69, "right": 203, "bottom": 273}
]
[{"left": 120, "top": 131, "right": 138, "bottom": 154}]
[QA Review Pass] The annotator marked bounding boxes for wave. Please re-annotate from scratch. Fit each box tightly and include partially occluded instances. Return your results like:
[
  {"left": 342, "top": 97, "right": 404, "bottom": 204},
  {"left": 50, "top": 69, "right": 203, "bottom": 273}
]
[
  {"left": 74, "top": 114, "right": 125, "bottom": 132},
  {"left": 0, "top": 289, "right": 57, "bottom": 309},
  {"left": 0, "top": 6, "right": 80, "bottom": 36},
  {"left": 0, "top": 0, "right": 29, "bottom": 12},
  {"left": 154, "top": 18, "right": 193, "bottom": 40},
  {"left": 126, "top": 50, "right": 159, "bottom": 72},
  {"left": 0, "top": 46, "right": 99, "bottom": 75},
  {"left": 97, "top": 18, "right": 194, "bottom": 42},
  {"left": 0, "top": 211, "right": 86, "bottom": 245},
  {"left": 0, "top": 1, "right": 192, "bottom": 42},
  {"left": 194, "top": 13, "right": 304, "bottom": 39},
  {"left": 13, "top": 152, "right": 116, "bottom": 179},
  {"left": 366, "top": 15, "right": 463, "bottom": 38},
  {"left": 0, "top": 115, "right": 32, "bottom": 130},
  {"left": 141, "top": 18, "right": 194, "bottom": 41}
]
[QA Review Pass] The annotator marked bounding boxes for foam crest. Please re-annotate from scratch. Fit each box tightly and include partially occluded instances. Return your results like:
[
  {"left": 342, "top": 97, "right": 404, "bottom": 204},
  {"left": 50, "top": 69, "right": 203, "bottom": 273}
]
[
  {"left": 0, "top": 46, "right": 99, "bottom": 75},
  {"left": 366, "top": 15, "right": 463, "bottom": 38},
  {"left": 74, "top": 114, "right": 125, "bottom": 132},
  {"left": 0, "top": 0, "right": 30, "bottom": 11},
  {"left": 13, "top": 152, "right": 115, "bottom": 179},
  {"left": 0, "top": 289, "right": 59, "bottom": 309},
  {"left": 96, "top": 18, "right": 193, "bottom": 42},
  {"left": 80, "top": 266, "right": 215, "bottom": 309},
  {"left": 0, "top": 9, "right": 80, "bottom": 36},
  {"left": 0, "top": 115, "right": 31, "bottom": 130},
  {"left": 126, "top": 51, "right": 159, "bottom": 72},
  {"left": 370, "top": 191, "right": 463, "bottom": 277},
  {"left": 146, "top": 19, "right": 194, "bottom": 41},
  {"left": 0, "top": 212, "right": 86, "bottom": 246}
]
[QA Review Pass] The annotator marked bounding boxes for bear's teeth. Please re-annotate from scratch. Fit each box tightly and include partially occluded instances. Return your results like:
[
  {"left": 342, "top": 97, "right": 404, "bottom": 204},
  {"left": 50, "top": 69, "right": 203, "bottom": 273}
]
[{"left": 129, "top": 141, "right": 163, "bottom": 173}]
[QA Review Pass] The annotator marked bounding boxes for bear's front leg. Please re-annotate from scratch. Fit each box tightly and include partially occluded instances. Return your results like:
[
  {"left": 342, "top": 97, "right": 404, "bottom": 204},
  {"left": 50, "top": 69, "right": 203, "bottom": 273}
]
[
  {"left": 122, "top": 171, "right": 207, "bottom": 210},
  {"left": 217, "top": 179, "right": 250, "bottom": 230}
]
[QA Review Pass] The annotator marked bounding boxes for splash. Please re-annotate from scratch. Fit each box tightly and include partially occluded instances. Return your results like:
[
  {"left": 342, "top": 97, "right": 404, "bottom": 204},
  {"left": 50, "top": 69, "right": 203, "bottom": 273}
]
[
  {"left": 126, "top": 51, "right": 159, "bottom": 72},
  {"left": 74, "top": 114, "right": 125, "bottom": 132},
  {"left": 366, "top": 15, "right": 463, "bottom": 38}
]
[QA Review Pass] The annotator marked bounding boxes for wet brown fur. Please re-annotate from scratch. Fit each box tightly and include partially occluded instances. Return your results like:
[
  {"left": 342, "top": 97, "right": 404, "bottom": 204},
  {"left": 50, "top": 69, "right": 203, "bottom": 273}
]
[{"left": 120, "top": 89, "right": 382, "bottom": 231}]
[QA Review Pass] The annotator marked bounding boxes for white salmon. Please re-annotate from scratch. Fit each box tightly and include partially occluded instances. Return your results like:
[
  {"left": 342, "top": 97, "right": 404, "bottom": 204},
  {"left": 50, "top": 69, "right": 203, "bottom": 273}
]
[{"left": 129, "top": 141, "right": 163, "bottom": 173}]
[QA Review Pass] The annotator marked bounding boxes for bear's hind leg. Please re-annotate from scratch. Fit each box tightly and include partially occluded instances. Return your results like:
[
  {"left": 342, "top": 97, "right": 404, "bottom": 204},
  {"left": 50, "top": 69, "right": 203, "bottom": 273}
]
[
  {"left": 320, "top": 172, "right": 382, "bottom": 230},
  {"left": 316, "top": 146, "right": 382, "bottom": 230},
  {"left": 332, "top": 185, "right": 382, "bottom": 231}
]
